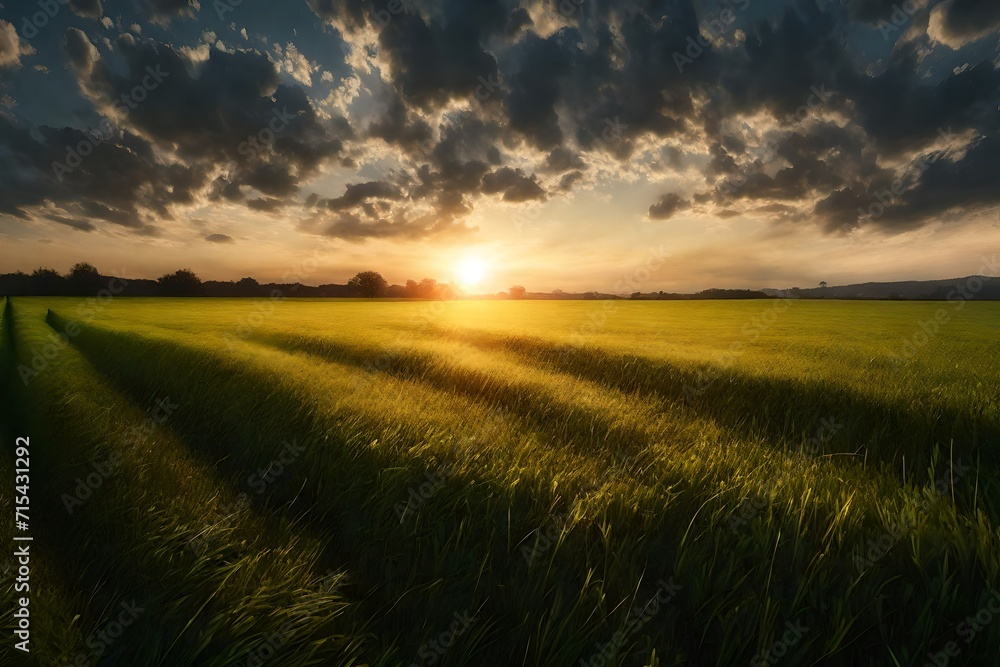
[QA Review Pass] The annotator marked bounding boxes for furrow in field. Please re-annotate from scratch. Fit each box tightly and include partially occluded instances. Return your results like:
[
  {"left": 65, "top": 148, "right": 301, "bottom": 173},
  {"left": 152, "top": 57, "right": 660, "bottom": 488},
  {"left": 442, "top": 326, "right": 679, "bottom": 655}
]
[
  {"left": 256, "top": 326, "right": 996, "bottom": 535},
  {"left": 55, "top": 306, "right": 896, "bottom": 540},
  {"left": 431, "top": 327, "right": 1000, "bottom": 501},
  {"left": 4, "top": 296, "right": 88, "bottom": 667},
  {"left": 46, "top": 308, "right": 1000, "bottom": 665},
  {"left": 254, "top": 328, "right": 915, "bottom": 516},
  {"left": 256, "top": 329, "right": 682, "bottom": 460},
  {"left": 7, "top": 301, "right": 366, "bottom": 666},
  {"left": 48, "top": 309, "right": 650, "bottom": 663}
]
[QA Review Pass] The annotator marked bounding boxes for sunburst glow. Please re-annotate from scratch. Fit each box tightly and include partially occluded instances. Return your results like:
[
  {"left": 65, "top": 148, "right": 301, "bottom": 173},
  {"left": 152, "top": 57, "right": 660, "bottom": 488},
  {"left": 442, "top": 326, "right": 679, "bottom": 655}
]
[{"left": 455, "top": 255, "right": 487, "bottom": 289}]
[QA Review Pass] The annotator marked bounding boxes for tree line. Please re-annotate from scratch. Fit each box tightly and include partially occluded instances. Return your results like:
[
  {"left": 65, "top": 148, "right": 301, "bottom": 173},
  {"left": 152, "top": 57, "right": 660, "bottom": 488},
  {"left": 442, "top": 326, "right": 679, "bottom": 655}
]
[{"left": 0, "top": 265, "right": 530, "bottom": 299}]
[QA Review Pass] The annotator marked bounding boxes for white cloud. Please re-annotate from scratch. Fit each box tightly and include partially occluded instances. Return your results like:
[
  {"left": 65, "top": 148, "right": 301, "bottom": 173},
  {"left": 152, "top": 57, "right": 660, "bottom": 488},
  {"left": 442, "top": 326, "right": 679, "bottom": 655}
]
[
  {"left": 0, "top": 20, "right": 34, "bottom": 68},
  {"left": 273, "top": 42, "right": 317, "bottom": 87}
]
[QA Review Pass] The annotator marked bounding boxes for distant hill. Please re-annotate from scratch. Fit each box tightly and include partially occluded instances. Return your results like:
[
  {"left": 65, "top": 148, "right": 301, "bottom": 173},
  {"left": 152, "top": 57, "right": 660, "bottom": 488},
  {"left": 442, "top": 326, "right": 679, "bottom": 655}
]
[
  {"left": 761, "top": 276, "right": 1000, "bottom": 300},
  {"left": 2, "top": 270, "right": 997, "bottom": 300}
]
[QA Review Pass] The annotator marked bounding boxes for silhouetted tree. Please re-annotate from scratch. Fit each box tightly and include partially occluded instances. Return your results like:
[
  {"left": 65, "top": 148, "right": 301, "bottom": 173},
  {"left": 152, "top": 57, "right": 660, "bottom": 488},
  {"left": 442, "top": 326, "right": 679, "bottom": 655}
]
[
  {"left": 384, "top": 283, "right": 407, "bottom": 298},
  {"left": 235, "top": 277, "right": 262, "bottom": 296},
  {"left": 30, "top": 268, "right": 66, "bottom": 295},
  {"left": 158, "top": 269, "right": 203, "bottom": 296},
  {"left": 508, "top": 285, "right": 527, "bottom": 300},
  {"left": 419, "top": 278, "right": 438, "bottom": 297},
  {"left": 819, "top": 281, "right": 828, "bottom": 288},
  {"left": 347, "top": 271, "right": 388, "bottom": 298},
  {"left": 66, "top": 262, "right": 103, "bottom": 295},
  {"left": 405, "top": 278, "right": 440, "bottom": 298}
]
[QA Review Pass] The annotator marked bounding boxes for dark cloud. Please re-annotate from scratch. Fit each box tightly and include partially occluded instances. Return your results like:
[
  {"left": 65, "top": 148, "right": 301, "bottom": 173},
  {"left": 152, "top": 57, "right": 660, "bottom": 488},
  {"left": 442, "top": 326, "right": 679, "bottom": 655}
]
[
  {"left": 376, "top": 5, "right": 504, "bottom": 111},
  {"left": 138, "top": 0, "right": 200, "bottom": 25},
  {"left": 0, "top": 24, "right": 361, "bottom": 237},
  {"left": 0, "top": 109, "right": 189, "bottom": 235},
  {"left": 205, "top": 233, "right": 234, "bottom": 243},
  {"left": 324, "top": 180, "right": 403, "bottom": 211},
  {"left": 542, "top": 147, "right": 586, "bottom": 174},
  {"left": 815, "top": 133, "right": 1000, "bottom": 232},
  {"left": 69, "top": 0, "right": 104, "bottom": 19},
  {"left": 480, "top": 167, "right": 545, "bottom": 202},
  {"left": 505, "top": 33, "right": 573, "bottom": 151},
  {"left": 317, "top": 210, "right": 475, "bottom": 242},
  {"left": 937, "top": 0, "right": 1000, "bottom": 40},
  {"left": 558, "top": 170, "right": 585, "bottom": 191},
  {"left": 3, "top": 0, "right": 1000, "bottom": 244},
  {"left": 648, "top": 193, "right": 689, "bottom": 220},
  {"left": 64, "top": 27, "right": 100, "bottom": 72},
  {"left": 246, "top": 197, "right": 285, "bottom": 212},
  {"left": 45, "top": 214, "right": 96, "bottom": 231}
]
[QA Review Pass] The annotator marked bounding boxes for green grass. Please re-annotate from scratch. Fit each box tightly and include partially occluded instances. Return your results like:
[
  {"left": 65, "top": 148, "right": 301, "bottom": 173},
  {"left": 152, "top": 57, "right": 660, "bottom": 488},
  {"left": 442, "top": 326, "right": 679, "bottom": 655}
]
[{"left": 2, "top": 296, "right": 999, "bottom": 665}]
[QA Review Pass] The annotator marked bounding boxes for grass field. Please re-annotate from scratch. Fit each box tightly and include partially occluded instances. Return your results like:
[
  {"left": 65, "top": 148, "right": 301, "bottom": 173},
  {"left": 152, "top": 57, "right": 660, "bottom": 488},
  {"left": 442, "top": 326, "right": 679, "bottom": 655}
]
[{"left": 2, "top": 296, "right": 999, "bottom": 666}]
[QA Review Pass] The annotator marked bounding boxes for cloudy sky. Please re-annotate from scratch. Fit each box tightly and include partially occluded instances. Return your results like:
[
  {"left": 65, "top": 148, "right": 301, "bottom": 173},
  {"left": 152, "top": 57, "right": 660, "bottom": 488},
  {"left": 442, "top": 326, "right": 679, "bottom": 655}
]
[{"left": 0, "top": 0, "right": 998, "bottom": 292}]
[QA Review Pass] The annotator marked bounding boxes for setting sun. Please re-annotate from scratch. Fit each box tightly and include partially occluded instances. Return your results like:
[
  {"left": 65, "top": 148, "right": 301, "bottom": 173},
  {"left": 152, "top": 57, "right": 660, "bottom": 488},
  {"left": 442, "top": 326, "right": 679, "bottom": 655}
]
[{"left": 455, "top": 255, "right": 488, "bottom": 289}]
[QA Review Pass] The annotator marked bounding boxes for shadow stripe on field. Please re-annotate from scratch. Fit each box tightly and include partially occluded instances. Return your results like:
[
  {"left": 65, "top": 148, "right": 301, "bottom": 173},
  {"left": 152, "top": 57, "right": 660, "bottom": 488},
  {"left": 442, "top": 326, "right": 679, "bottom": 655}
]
[{"left": 431, "top": 328, "right": 1000, "bottom": 494}]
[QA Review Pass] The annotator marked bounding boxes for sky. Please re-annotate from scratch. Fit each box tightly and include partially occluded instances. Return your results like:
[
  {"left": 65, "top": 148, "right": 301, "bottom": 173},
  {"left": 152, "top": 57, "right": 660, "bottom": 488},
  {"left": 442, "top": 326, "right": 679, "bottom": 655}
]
[{"left": 0, "top": 0, "right": 998, "bottom": 293}]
